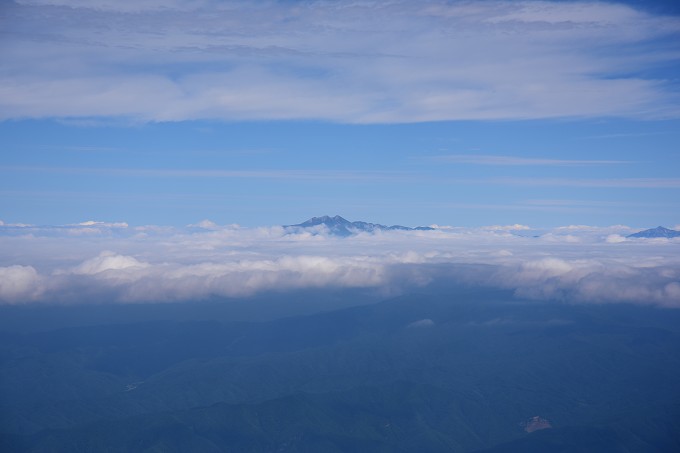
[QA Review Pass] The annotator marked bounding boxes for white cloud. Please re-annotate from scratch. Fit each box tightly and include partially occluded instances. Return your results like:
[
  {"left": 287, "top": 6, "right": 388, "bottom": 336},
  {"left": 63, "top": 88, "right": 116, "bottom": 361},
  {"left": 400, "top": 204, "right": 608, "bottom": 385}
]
[
  {"left": 187, "top": 219, "right": 220, "bottom": 230},
  {"left": 75, "top": 221, "right": 128, "bottom": 228},
  {"left": 481, "top": 224, "right": 531, "bottom": 231},
  {"left": 605, "top": 234, "right": 628, "bottom": 243},
  {"left": 2, "top": 1, "right": 678, "bottom": 122},
  {"left": 70, "top": 251, "right": 149, "bottom": 275},
  {"left": 538, "top": 233, "right": 582, "bottom": 243},
  {"left": 0, "top": 221, "right": 678, "bottom": 306},
  {"left": 484, "top": 1, "right": 642, "bottom": 25},
  {"left": 480, "top": 178, "right": 680, "bottom": 189},
  {"left": 555, "top": 224, "right": 622, "bottom": 231},
  {"left": 407, "top": 319, "right": 435, "bottom": 328},
  {"left": 490, "top": 256, "right": 680, "bottom": 306},
  {"left": 16, "top": 0, "right": 209, "bottom": 13},
  {"left": 434, "top": 155, "right": 629, "bottom": 166},
  {"left": 0, "top": 265, "right": 42, "bottom": 303}
]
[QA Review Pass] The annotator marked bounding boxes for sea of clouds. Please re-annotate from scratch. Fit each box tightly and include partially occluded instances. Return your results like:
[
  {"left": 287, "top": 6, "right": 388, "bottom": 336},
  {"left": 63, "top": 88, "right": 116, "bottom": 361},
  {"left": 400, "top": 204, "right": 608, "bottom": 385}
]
[{"left": 1, "top": 220, "right": 678, "bottom": 307}]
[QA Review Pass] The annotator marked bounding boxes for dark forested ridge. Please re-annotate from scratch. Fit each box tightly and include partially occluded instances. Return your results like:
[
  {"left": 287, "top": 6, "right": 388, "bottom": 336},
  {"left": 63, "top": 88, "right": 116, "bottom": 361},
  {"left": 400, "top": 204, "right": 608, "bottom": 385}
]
[{"left": 2, "top": 291, "right": 680, "bottom": 452}]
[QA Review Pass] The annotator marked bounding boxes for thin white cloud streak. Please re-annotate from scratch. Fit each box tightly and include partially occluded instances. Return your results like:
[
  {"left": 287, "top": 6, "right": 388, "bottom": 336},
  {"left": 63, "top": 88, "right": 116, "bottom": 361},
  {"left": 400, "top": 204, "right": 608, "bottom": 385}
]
[
  {"left": 1, "top": 1, "right": 679, "bottom": 122},
  {"left": 434, "top": 155, "right": 630, "bottom": 166},
  {"left": 0, "top": 221, "right": 678, "bottom": 307},
  {"left": 4, "top": 166, "right": 680, "bottom": 189},
  {"left": 473, "top": 177, "right": 680, "bottom": 189},
  {"left": 522, "top": 199, "right": 638, "bottom": 207},
  {"left": 15, "top": 0, "right": 210, "bottom": 12},
  {"left": 0, "top": 166, "right": 403, "bottom": 182},
  {"left": 480, "top": 224, "right": 531, "bottom": 231}
]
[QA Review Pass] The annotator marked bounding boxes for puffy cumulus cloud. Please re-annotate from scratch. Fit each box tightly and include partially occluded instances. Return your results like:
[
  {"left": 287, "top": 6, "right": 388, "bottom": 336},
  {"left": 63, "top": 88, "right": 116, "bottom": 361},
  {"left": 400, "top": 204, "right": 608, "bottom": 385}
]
[
  {"left": 2, "top": 1, "right": 679, "bottom": 122},
  {"left": 113, "top": 255, "right": 391, "bottom": 302},
  {"left": 491, "top": 257, "right": 680, "bottom": 307},
  {"left": 0, "top": 265, "right": 42, "bottom": 303},
  {"left": 70, "top": 251, "right": 149, "bottom": 275},
  {"left": 0, "top": 222, "right": 679, "bottom": 307}
]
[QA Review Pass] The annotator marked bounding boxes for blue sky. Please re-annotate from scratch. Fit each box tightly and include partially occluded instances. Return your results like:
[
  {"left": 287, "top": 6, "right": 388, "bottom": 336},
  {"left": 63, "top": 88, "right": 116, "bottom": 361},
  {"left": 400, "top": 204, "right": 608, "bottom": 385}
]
[{"left": 1, "top": 0, "right": 680, "bottom": 229}]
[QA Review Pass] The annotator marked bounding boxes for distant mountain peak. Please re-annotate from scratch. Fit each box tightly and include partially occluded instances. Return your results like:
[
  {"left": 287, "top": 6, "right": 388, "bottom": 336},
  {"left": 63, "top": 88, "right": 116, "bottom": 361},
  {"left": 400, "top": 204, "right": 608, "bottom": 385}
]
[
  {"left": 302, "top": 215, "right": 350, "bottom": 225},
  {"left": 627, "top": 226, "right": 680, "bottom": 238},
  {"left": 285, "top": 215, "right": 434, "bottom": 236}
]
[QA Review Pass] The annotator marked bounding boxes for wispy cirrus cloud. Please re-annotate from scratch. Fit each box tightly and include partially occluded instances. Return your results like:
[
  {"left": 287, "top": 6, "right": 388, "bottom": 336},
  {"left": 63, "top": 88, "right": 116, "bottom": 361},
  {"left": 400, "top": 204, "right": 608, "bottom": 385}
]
[
  {"left": 434, "top": 154, "right": 631, "bottom": 166},
  {"left": 2, "top": 0, "right": 679, "bottom": 123},
  {"left": 0, "top": 166, "right": 404, "bottom": 182},
  {"left": 5, "top": 166, "right": 680, "bottom": 189},
  {"left": 470, "top": 177, "right": 680, "bottom": 189}
]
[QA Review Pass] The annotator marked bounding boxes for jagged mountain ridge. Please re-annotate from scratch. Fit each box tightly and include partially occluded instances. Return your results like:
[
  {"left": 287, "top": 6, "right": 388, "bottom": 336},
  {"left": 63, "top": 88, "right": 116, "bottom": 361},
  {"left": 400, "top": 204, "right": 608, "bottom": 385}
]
[
  {"left": 285, "top": 215, "right": 434, "bottom": 236},
  {"left": 627, "top": 226, "right": 680, "bottom": 238}
]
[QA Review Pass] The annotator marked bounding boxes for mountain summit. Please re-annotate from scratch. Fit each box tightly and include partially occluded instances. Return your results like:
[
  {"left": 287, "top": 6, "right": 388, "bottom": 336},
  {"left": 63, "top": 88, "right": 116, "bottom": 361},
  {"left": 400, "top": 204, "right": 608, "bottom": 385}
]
[
  {"left": 285, "top": 215, "right": 434, "bottom": 236},
  {"left": 627, "top": 226, "right": 680, "bottom": 238}
]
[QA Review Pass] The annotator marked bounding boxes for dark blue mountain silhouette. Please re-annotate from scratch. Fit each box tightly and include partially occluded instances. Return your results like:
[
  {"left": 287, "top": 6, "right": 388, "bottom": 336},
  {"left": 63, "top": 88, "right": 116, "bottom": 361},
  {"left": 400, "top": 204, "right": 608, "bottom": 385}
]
[
  {"left": 627, "top": 226, "right": 680, "bottom": 238},
  {"left": 285, "top": 215, "right": 434, "bottom": 236}
]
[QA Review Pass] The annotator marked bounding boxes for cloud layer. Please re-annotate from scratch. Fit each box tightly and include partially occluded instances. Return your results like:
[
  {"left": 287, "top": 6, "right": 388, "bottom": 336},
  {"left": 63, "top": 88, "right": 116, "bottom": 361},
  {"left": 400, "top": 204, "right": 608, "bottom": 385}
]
[
  {"left": 2, "top": 0, "right": 679, "bottom": 122},
  {"left": 1, "top": 220, "right": 678, "bottom": 307}
]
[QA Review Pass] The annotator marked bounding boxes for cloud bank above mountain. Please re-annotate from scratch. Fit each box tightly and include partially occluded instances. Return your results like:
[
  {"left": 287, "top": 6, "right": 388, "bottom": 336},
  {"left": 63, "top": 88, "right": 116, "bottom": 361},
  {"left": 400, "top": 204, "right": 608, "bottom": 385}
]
[
  {"left": 2, "top": 0, "right": 679, "bottom": 122},
  {"left": 1, "top": 220, "right": 678, "bottom": 307}
]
